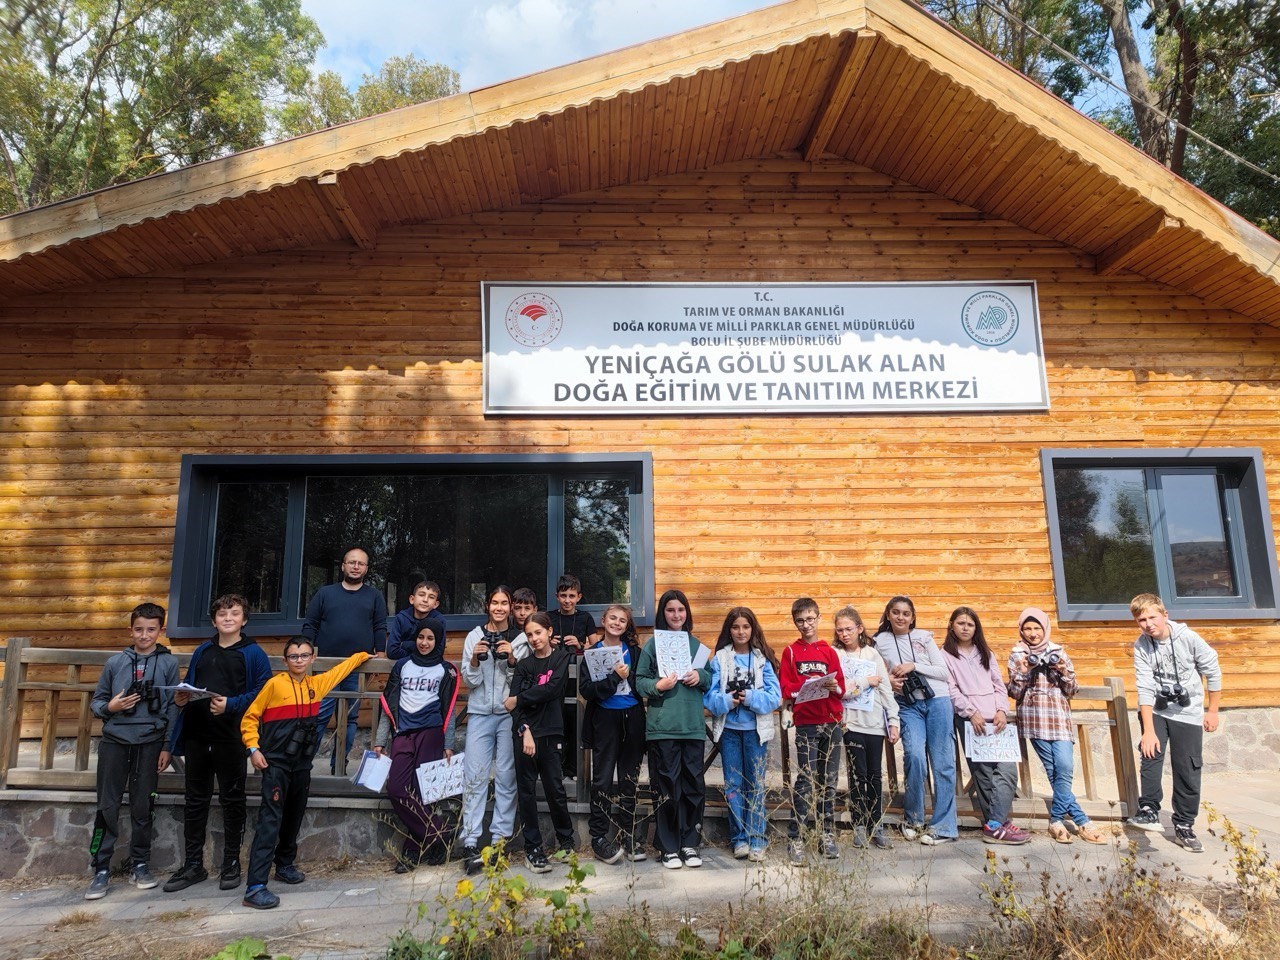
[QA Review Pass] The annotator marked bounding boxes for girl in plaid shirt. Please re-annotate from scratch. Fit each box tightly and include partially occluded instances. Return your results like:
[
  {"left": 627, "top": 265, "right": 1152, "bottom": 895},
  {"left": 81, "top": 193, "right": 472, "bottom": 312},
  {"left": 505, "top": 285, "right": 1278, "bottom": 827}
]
[{"left": 1007, "top": 608, "right": 1107, "bottom": 844}]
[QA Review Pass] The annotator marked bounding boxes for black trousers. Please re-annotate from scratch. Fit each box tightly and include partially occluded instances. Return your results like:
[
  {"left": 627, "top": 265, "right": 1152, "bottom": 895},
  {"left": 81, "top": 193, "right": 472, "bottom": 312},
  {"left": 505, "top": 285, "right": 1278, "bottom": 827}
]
[
  {"left": 843, "top": 729, "right": 885, "bottom": 829},
  {"left": 246, "top": 760, "right": 310, "bottom": 888},
  {"left": 1138, "top": 713, "right": 1204, "bottom": 827},
  {"left": 182, "top": 737, "right": 248, "bottom": 866},
  {"left": 514, "top": 734, "right": 574, "bottom": 853},
  {"left": 90, "top": 739, "right": 162, "bottom": 871},
  {"left": 649, "top": 739, "right": 705, "bottom": 854},
  {"left": 588, "top": 704, "right": 645, "bottom": 841}
]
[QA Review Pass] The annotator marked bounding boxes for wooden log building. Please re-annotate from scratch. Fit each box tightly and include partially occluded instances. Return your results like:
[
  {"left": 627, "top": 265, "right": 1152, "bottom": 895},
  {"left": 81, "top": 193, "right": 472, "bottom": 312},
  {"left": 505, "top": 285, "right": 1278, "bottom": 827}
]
[{"left": 3, "top": 0, "right": 1279, "bottom": 761}]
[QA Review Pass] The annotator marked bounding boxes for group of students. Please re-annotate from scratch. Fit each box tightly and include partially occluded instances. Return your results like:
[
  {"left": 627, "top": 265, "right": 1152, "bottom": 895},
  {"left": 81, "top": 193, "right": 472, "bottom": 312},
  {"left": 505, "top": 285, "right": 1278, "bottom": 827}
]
[{"left": 83, "top": 579, "right": 1223, "bottom": 909}]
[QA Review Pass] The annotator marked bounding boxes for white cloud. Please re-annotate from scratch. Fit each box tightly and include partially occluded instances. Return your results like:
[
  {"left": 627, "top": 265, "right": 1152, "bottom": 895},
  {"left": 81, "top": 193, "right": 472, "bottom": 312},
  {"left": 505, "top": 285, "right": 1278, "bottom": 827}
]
[{"left": 301, "top": 0, "right": 764, "bottom": 91}]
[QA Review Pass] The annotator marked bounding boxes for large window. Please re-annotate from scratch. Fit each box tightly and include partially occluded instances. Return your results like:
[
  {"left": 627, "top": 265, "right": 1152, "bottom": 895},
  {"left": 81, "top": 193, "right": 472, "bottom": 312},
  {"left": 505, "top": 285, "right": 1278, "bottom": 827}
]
[
  {"left": 169, "top": 454, "right": 653, "bottom": 637},
  {"left": 1042, "top": 449, "right": 1280, "bottom": 621}
]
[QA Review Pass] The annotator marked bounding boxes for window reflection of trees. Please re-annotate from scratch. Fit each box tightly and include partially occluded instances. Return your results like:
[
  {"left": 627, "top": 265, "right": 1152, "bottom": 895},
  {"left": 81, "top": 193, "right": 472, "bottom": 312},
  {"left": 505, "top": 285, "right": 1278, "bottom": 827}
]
[
  {"left": 212, "top": 482, "right": 289, "bottom": 614},
  {"left": 565, "top": 479, "right": 632, "bottom": 604},
  {"left": 1055, "top": 468, "right": 1157, "bottom": 604}
]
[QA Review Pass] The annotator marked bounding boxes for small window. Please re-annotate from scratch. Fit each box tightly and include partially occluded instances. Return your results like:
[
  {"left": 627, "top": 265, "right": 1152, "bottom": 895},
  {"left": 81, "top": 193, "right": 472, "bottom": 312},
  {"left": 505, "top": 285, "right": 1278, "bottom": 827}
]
[
  {"left": 169, "top": 454, "right": 653, "bottom": 637},
  {"left": 1042, "top": 449, "right": 1280, "bottom": 621}
]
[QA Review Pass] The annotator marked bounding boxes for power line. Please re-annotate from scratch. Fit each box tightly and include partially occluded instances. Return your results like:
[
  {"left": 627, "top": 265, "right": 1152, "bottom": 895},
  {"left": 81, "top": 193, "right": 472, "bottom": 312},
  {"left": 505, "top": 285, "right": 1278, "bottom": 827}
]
[{"left": 972, "top": 0, "right": 1280, "bottom": 188}]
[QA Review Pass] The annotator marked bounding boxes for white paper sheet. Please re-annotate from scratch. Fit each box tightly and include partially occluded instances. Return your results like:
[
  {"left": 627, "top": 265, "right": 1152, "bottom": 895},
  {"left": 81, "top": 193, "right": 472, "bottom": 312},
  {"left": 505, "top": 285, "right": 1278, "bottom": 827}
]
[
  {"left": 351, "top": 750, "right": 392, "bottom": 793},
  {"left": 416, "top": 753, "right": 466, "bottom": 804},
  {"left": 964, "top": 722, "right": 1022, "bottom": 763},
  {"left": 582, "top": 645, "right": 625, "bottom": 682},
  {"left": 793, "top": 672, "right": 837, "bottom": 705},
  {"left": 157, "top": 682, "right": 214, "bottom": 699},
  {"left": 653, "top": 630, "right": 692, "bottom": 677},
  {"left": 838, "top": 654, "right": 876, "bottom": 711}
]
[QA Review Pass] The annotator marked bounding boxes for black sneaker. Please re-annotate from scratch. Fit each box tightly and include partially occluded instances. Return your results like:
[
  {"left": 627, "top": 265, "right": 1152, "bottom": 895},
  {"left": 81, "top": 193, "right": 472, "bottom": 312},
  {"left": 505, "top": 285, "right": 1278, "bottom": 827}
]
[
  {"left": 163, "top": 862, "right": 208, "bottom": 892},
  {"left": 591, "top": 836, "right": 623, "bottom": 865},
  {"left": 1128, "top": 806, "right": 1162, "bottom": 832},
  {"left": 462, "top": 845, "right": 484, "bottom": 874},
  {"left": 527, "top": 848, "right": 552, "bottom": 874},
  {"left": 218, "top": 860, "right": 241, "bottom": 891},
  {"left": 623, "top": 837, "right": 648, "bottom": 862},
  {"left": 1174, "top": 824, "right": 1204, "bottom": 853},
  {"left": 274, "top": 864, "right": 305, "bottom": 885}
]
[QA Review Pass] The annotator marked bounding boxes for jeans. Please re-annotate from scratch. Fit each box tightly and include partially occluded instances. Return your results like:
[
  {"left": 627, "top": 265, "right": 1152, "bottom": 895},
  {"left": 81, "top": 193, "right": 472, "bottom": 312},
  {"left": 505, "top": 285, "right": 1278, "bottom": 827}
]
[
  {"left": 897, "top": 696, "right": 958, "bottom": 837},
  {"left": 315, "top": 673, "right": 360, "bottom": 773},
  {"left": 460, "top": 712, "right": 519, "bottom": 846},
  {"left": 789, "top": 722, "right": 839, "bottom": 838},
  {"left": 1138, "top": 713, "right": 1203, "bottom": 827},
  {"left": 842, "top": 730, "right": 885, "bottom": 829},
  {"left": 719, "top": 727, "right": 769, "bottom": 850},
  {"left": 1030, "top": 738, "right": 1089, "bottom": 825},
  {"left": 246, "top": 759, "right": 310, "bottom": 888}
]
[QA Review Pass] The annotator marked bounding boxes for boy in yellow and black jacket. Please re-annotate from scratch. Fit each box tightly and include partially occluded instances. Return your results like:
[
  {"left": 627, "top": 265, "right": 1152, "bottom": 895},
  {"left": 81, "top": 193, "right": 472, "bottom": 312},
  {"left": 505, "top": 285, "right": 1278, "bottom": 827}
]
[{"left": 239, "top": 637, "right": 371, "bottom": 909}]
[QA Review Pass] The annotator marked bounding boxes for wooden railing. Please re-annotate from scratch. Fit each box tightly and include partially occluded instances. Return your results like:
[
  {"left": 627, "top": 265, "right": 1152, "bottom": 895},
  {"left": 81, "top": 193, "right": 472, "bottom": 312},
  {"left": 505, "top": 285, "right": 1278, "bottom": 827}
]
[{"left": 1, "top": 639, "right": 1139, "bottom": 819}]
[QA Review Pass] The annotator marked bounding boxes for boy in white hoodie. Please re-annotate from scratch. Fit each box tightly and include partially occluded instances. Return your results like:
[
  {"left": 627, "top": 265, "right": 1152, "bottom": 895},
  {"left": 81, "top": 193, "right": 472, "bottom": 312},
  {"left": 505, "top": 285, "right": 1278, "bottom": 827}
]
[{"left": 1126, "top": 593, "right": 1222, "bottom": 853}]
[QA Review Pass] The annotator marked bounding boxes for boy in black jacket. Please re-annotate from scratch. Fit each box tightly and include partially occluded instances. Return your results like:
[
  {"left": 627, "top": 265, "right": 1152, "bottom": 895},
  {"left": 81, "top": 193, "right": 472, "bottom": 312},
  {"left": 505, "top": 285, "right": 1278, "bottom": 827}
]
[
  {"left": 503, "top": 612, "right": 572, "bottom": 872},
  {"left": 164, "top": 594, "right": 271, "bottom": 893}
]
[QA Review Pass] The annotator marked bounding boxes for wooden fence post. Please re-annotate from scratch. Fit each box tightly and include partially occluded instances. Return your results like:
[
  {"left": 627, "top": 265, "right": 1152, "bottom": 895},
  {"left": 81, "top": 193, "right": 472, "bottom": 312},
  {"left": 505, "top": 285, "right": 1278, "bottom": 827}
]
[
  {"left": 0, "top": 638, "right": 31, "bottom": 790},
  {"left": 1105, "top": 676, "right": 1139, "bottom": 818}
]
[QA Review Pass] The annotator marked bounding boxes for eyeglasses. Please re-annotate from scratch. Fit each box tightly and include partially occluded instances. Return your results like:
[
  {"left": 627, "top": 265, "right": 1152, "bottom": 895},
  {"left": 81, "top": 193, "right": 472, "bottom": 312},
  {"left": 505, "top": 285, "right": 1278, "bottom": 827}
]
[
  {"left": 794, "top": 616, "right": 818, "bottom": 626},
  {"left": 285, "top": 653, "right": 313, "bottom": 662}
]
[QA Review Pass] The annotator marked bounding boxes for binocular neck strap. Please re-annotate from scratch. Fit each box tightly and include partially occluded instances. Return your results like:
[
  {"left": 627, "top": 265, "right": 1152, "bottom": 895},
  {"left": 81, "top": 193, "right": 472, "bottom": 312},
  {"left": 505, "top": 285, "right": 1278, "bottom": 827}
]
[{"left": 1150, "top": 634, "right": 1179, "bottom": 681}]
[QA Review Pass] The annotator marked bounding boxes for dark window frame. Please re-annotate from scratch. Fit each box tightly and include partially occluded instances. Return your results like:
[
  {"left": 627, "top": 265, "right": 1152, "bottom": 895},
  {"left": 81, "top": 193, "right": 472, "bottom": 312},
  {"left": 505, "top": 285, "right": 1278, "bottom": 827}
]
[
  {"left": 1041, "top": 447, "right": 1280, "bottom": 622},
  {"left": 168, "top": 453, "right": 654, "bottom": 639}
]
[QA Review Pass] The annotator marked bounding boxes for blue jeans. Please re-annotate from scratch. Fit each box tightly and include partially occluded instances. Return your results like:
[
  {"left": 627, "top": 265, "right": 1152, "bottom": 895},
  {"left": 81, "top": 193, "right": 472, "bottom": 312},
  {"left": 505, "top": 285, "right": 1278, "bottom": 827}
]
[
  {"left": 897, "top": 696, "right": 958, "bottom": 837},
  {"left": 719, "top": 727, "right": 768, "bottom": 850},
  {"left": 315, "top": 673, "right": 360, "bottom": 773},
  {"left": 1030, "top": 738, "right": 1089, "bottom": 824}
]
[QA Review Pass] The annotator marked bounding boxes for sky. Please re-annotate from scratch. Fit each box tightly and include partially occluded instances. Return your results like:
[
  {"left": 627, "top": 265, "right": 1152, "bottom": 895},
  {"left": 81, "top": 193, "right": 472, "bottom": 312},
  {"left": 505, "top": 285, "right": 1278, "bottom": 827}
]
[{"left": 301, "top": 0, "right": 769, "bottom": 92}]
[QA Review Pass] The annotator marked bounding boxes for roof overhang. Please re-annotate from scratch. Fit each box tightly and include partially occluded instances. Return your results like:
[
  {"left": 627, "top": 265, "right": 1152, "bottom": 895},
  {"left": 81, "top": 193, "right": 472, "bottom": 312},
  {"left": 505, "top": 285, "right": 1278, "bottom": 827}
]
[{"left": 1, "top": 0, "right": 1277, "bottom": 324}]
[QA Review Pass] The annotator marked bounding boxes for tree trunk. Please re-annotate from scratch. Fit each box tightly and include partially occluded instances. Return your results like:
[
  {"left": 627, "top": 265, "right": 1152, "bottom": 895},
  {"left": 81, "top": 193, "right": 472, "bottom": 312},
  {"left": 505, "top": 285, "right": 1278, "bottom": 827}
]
[
  {"left": 1167, "top": 0, "right": 1199, "bottom": 176},
  {"left": 1099, "top": 0, "right": 1169, "bottom": 162}
]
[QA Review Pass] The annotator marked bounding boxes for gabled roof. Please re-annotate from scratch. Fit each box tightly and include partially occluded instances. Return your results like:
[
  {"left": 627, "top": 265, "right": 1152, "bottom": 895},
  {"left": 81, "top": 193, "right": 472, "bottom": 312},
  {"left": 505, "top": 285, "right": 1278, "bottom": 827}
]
[{"left": 1, "top": 0, "right": 1277, "bottom": 324}]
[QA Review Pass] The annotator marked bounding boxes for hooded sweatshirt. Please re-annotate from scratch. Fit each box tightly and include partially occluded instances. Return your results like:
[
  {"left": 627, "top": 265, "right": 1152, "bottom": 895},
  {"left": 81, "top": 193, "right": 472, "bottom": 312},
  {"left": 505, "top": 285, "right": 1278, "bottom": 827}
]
[
  {"left": 460, "top": 625, "right": 530, "bottom": 715},
  {"left": 169, "top": 633, "right": 272, "bottom": 752},
  {"left": 1007, "top": 607, "right": 1077, "bottom": 742},
  {"left": 388, "top": 607, "right": 448, "bottom": 661},
  {"left": 92, "top": 645, "right": 180, "bottom": 745},
  {"left": 1133, "top": 619, "right": 1221, "bottom": 727}
]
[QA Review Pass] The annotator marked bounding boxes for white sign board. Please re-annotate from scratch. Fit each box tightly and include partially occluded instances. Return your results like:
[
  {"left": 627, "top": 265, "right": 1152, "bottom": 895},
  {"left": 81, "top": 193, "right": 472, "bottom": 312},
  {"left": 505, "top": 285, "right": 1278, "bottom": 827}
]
[{"left": 483, "top": 282, "right": 1047, "bottom": 415}]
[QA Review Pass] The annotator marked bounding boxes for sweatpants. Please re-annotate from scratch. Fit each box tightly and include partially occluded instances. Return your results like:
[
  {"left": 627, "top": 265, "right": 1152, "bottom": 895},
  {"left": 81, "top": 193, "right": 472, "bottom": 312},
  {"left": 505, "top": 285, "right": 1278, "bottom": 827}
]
[
  {"left": 953, "top": 716, "right": 1017, "bottom": 825},
  {"left": 459, "top": 712, "right": 519, "bottom": 846},
  {"left": 649, "top": 738, "right": 705, "bottom": 854},
  {"left": 387, "top": 726, "right": 450, "bottom": 861},
  {"left": 790, "top": 722, "right": 839, "bottom": 838},
  {"left": 1138, "top": 712, "right": 1204, "bottom": 827},
  {"left": 180, "top": 737, "right": 248, "bottom": 867},
  {"left": 513, "top": 734, "right": 574, "bottom": 853},
  {"left": 587, "top": 704, "right": 645, "bottom": 842},
  {"left": 246, "top": 760, "right": 310, "bottom": 888},
  {"left": 90, "top": 739, "right": 163, "bottom": 871}
]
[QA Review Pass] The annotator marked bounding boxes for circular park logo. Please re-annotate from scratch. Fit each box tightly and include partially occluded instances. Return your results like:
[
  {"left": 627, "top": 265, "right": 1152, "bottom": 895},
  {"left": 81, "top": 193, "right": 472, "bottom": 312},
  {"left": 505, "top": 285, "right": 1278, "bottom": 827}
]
[
  {"left": 504, "top": 292, "right": 564, "bottom": 347},
  {"left": 961, "top": 291, "right": 1019, "bottom": 346}
]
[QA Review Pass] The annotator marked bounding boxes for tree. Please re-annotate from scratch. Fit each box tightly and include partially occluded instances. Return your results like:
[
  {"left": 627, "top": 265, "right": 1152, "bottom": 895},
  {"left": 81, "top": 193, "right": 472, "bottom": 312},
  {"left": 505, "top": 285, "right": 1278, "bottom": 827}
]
[
  {"left": 0, "top": 0, "right": 323, "bottom": 214},
  {"left": 278, "top": 54, "right": 461, "bottom": 139}
]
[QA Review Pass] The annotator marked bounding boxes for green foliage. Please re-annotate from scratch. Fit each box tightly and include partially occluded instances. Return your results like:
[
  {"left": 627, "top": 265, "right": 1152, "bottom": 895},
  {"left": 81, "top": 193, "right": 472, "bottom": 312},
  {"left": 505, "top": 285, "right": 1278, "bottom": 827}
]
[
  {"left": 278, "top": 53, "right": 459, "bottom": 138},
  {"left": 207, "top": 937, "right": 290, "bottom": 960},
  {"left": 0, "top": 0, "right": 323, "bottom": 213}
]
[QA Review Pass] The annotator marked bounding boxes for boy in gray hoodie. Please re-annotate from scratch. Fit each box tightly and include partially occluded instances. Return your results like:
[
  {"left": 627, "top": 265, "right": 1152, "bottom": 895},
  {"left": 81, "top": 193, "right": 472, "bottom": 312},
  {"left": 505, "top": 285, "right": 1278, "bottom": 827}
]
[{"left": 85, "top": 602, "right": 180, "bottom": 900}]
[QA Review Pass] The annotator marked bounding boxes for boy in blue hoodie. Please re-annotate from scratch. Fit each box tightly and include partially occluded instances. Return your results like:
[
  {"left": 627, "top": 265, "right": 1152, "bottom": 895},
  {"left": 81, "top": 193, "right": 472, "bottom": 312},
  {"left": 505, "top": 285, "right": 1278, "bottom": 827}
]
[
  {"left": 85, "top": 602, "right": 180, "bottom": 900},
  {"left": 388, "top": 580, "right": 448, "bottom": 661},
  {"left": 163, "top": 594, "right": 271, "bottom": 893}
]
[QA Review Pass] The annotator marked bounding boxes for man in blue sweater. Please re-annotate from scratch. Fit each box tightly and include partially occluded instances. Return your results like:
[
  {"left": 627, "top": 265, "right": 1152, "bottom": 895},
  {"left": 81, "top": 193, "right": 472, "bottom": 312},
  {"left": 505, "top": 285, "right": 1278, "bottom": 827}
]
[{"left": 302, "top": 547, "right": 388, "bottom": 772}]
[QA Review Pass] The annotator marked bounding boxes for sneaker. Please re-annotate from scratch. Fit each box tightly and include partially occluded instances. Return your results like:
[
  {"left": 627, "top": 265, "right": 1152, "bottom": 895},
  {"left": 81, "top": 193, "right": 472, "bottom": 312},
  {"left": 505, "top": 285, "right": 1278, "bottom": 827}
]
[
  {"left": 680, "top": 847, "right": 702, "bottom": 868},
  {"left": 218, "top": 860, "right": 241, "bottom": 891},
  {"left": 163, "top": 862, "right": 208, "bottom": 892},
  {"left": 747, "top": 847, "right": 767, "bottom": 862},
  {"left": 242, "top": 885, "right": 280, "bottom": 910},
  {"left": 422, "top": 841, "right": 449, "bottom": 867},
  {"left": 871, "top": 828, "right": 893, "bottom": 850},
  {"left": 732, "top": 843, "right": 750, "bottom": 859},
  {"left": 550, "top": 845, "right": 575, "bottom": 863},
  {"left": 660, "top": 851, "right": 682, "bottom": 870},
  {"left": 393, "top": 856, "right": 416, "bottom": 874},
  {"left": 131, "top": 864, "right": 159, "bottom": 889},
  {"left": 591, "top": 836, "right": 623, "bottom": 865},
  {"left": 274, "top": 864, "right": 305, "bottom": 884},
  {"left": 821, "top": 834, "right": 839, "bottom": 859},
  {"left": 920, "top": 830, "right": 956, "bottom": 846},
  {"left": 1128, "top": 806, "right": 1163, "bottom": 832},
  {"left": 461, "top": 845, "right": 484, "bottom": 874},
  {"left": 851, "top": 826, "right": 868, "bottom": 849},
  {"left": 899, "top": 821, "right": 922, "bottom": 841},
  {"left": 85, "top": 870, "right": 110, "bottom": 901},
  {"left": 1048, "top": 821, "right": 1074, "bottom": 844},
  {"left": 527, "top": 848, "right": 552, "bottom": 874},
  {"left": 1174, "top": 825, "right": 1204, "bottom": 853},
  {"left": 624, "top": 838, "right": 648, "bottom": 862},
  {"left": 983, "top": 823, "right": 1031, "bottom": 846},
  {"left": 787, "top": 840, "right": 807, "bottom": 866},
  {"left": 1077, "top": 824, "right": 1110, "bottom": 845}
]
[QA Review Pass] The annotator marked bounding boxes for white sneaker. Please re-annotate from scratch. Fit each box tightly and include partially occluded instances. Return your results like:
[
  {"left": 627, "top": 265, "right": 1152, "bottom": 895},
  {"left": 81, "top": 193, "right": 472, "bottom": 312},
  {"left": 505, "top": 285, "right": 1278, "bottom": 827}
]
[{"left": 680, "top": 847, "right": 702, "bottom": 868}]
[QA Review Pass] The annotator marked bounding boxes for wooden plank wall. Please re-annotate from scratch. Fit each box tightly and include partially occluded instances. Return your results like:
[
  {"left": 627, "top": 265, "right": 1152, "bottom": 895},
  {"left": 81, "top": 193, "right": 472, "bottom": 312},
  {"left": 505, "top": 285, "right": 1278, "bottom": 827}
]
[{"left": 2, "top": 155, "right": 1277, "bottom": 705}]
